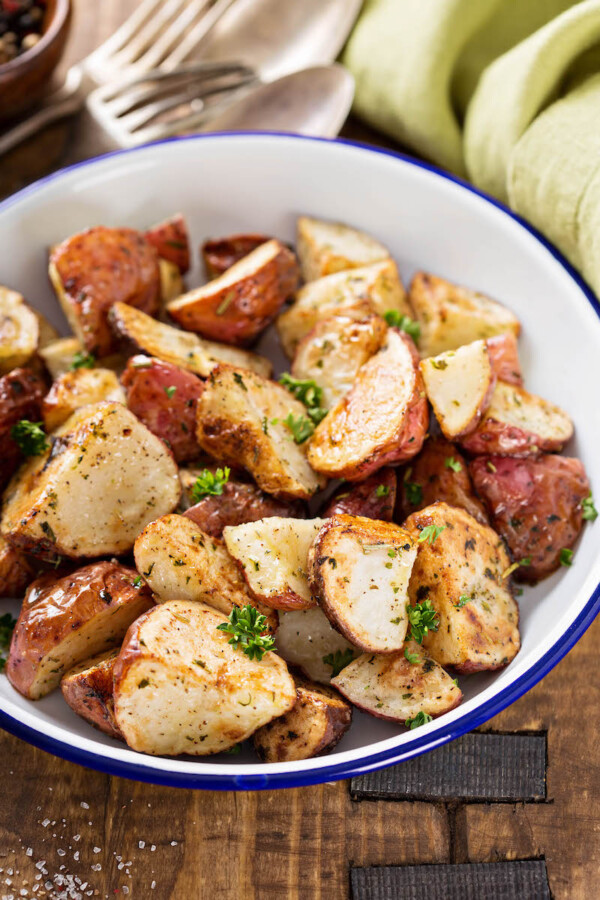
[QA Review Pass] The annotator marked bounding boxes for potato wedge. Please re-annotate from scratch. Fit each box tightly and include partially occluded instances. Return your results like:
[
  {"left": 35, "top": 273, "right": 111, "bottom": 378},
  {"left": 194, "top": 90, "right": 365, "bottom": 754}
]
[
  {"left": 202, "top": 233, "right": 271, "bottom": 279},
  {"left": 308, "top": 515, "right": 417, "bottom": 653},
  {"left": 291, "top": 314, "right": 388, "bottom": 409},
  {"left": 42, "top": 368, "right": 125, "bottom": 432},
  {"left": 296, "top": 216, "right": 391, "bottom": 281},
  {"left": 184, "top": 479, "right": 306, "bottom": 537},
  {"left": 49, "top": 227, "right": 160, "bottom": 356},
  {"left": 276, "top": 259, "right": 409, "bottom": 358},
  {"left": 410, "top": 272, "right": 520, "bottom": 357},
  {"left": 396, "top": 439, "right": 488, "bottom": 524},
  {"left": 0, "top": 367, "right": 45, "bottom": 491},
  {"left": 61, "top": 649, "right": 122, "bottom": 739},
  {"left": 196, "top": 366, "right": 325, "bottom": 499},
  {"left": 38, "top": 337, "right": 84, "bottom": 380},
  {"left": 144, "top": 214, "right": 190, "bottom": 273},
  {"left": 223, "top": 517, "right": 326, "bottom": 610},
  {"left": 275, "top": 607, "right": 357, "bottom": 684},
  {"left": 108, "top": 301, "right": 272, "bottom": 378},
  {"left": 420, "top": 340, "right": 495, "bottom": 439},
  {"left": 168, "top": 239, "right": 300, "bottom": 346},
  {"left": 322, "top": 468, "right": 397, "bottom": 521},
  {"left": 6, "top": 561, "right": 154, "bottom": 699},
  {"left": 0, "top": 534, "right": 34, "bottom": 598},
  {"left": 133, "top": 513, "right": 277, "bottom": 630},
  {"left": 0, "top": 286, "right": 39, "bottom": 374},
  {"left": 331, "top": 642, "right": 462, "bottom": 723},
  {"left": 253, "top": 673, "right": 352, "bottom": 762},
  {"left": 470, "top": 454, "right": 590, "bottom": 584},
  {"left": 1, "top": 402, "right": 180, "bottom": 561},
  {"left": 158, "top": 258, "right": 184, "bottom": 308},
  {"left": 459, "top": 381, "right": 574, "bottom": 456},
  {"left": 403, "top": 502, "right": 520, "bottom": 672},
  {"left": 486, "top": 333, "right": 523, "bottom": 386},
  {"left": 113, "top": 599, "right": 296, "bottom": 756},
  {"left": 307, "top": 330, "right": 428, "bottom": 481}
]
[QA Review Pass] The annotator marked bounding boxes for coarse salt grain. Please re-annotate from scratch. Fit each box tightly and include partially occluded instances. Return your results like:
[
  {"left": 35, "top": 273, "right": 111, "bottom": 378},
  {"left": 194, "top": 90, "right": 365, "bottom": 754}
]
[
  {"left": 80, "top": 802, "right": 89, "bottom": 810},
  {"left": 25, "top": 851, "right": 32, "bottom": 859},
  {"left": 138, "top": 842, "right": 145, "bottom": 850},
  {"left": 92, "top": 848, "right": 101, "bottom": 855}
]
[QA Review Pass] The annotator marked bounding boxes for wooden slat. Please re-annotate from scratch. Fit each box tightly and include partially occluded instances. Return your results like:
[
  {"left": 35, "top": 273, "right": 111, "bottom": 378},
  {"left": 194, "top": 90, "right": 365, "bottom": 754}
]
[
  {"left": 350, "top": 732, "right": 546, "bottom": 802},
  {"left": 351, "top": 859, "right": 551, "bottom": 900}
]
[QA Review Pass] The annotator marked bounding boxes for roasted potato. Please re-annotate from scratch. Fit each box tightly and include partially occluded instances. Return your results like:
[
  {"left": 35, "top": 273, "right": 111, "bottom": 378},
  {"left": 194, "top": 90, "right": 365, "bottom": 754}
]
[
  {"left": 34, "top": 309, "right": 60, "bottom": 350},
  {"left": 133, "top": 513, "right": 277, "bottom": 630},
  {"left": 403, "top": 503, "right": 520, "bottom": 673},
  {"left": 275, "top": 607, "right": 358, "bottom": 684},
  {"left": 202, "top": 233, "right": 270, "bottom": 279},
  {"left": 6, "top": 561, "right": 154, "bottom": 699},
  {"left": 196, "top": 366, "right": 325, "bottom": 499},
  {"left": 420, "top": 340, "right": 495, "bottom": 439},
  {"left": 409, "top": 272, "right": 520, "bottom": 357},
  {"left": 296, "top": 215, "right": 391, "bottom": 281},
  {"left": 459, "top": 381, "right": 574, "bottom": 456},
  {"left": 61, "top": 649, "right": 122, "bottom": 740},
  {"left": 0, "top": 534, "right": 34, "bottom": 598},
  {"left": 308, "top": 515, "right": 417, "bottom": 653},
  {"left": 322, "top": 468, "right": 397, "bottom": 521},
  {"left": 112, "top": 599, "right": 296, "bottom": 756},
  {"left": 120, "top": 355, "right": 204, "bottom": 463},
  {"left": 144, "top": 214, "right": 190, "bottom": 273},
  {"left": 486, "top": 332, "right": 523, "bottom": 386},
  {"left": 0, "top": 286, "right": 39, "bottom": 374},
  {"left": 108, "top": 301, "right": 272, "bottom": 378},
  {"left": 331, "top": 642, "right": 462, "bottom": 723},
  {"left": 469, "top": 454, "right": 590, "bottom": 583},
  {"left": 42, "top": 368, "right": 125, "bottom": 432},
  {"left": 1, "top": 402, "right": 180, "bottom": 561},
  {"left": 307, "top": 330, "right": 428, "bottom": 481},
  {"left": 184, "top": 479, "right": 306, "bottom": 537},
  {"left": 396, "top": 439, "right": 488, "bottom": 524},
  {"left": 223, "top": 517, "right": 326, "bottom": 610},
  {"left": 276, "top": 259, "right": 409, "bottom": 358},
  {"left": 253, "top": 673, "right": 352, "bottom": 762},
  {"left": 38, "top": 336, "right": 127, "bottom": 380},
  {"left": 291, "top": 314, "right": 388, "bottom": 409},
  {"left": 158, "top": 259, "right": 185, "bottom": 308},
  {"left": 168, "top": 239, "right": 300, "bottom": 346},
  {"left": 49, "top": 227, "right": 161, "bottom": 356},
  {"left": 0, "top": 367, "right": 45, "bottom": 491}
]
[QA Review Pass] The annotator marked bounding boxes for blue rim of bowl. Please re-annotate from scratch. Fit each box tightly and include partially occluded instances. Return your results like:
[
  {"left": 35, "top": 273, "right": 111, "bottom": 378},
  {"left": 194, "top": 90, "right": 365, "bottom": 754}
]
[{"left": 0, "top": 131, "right": 598, "bottom": 790}]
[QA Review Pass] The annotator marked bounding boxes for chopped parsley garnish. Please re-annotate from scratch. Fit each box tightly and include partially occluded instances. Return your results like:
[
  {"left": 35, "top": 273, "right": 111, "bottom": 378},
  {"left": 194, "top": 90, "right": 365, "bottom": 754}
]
[
  {"left": 215, "top": 291, "right": 236, "bottom": 316},
  {"left": 405, "top": 711, "right": 433, "bottom": 729},
  {"left": 216, "top": 605, "right": 274, "bottom": 661},
  {"left": 164, "top": 385, "right": 177, "bottom": 398},
  {"left": 375, "top": 484, "right": 390, "bottom": 498},
  {"left": 0, "top": 613, "right": 16, "bottom": 673},
  {"left": 322, "top": 648, "right": 355, "bottom": 677},
  {"left": 225, "top": 743, "right": 242, "bottom": 755},
  {"left": 444, "top": 457, "right": 462, "bottom": 472},
  {"left": 418, "top": 524, "right": 446, "bottom": 545},
  {"left": 559, "top": 548, "right": 573, "bottom": 567},
  {"left": 383, "top": 311, "right": 421, "bottom": 341},
  {"left": 190, "top": 467, "right": 230, "bottom": 502},
  {"left": 405, "top": 481, "right": 423, "bottom": 506},
  {"left": 282, "top": 412, "right": 315, "bottom": 444},
  {"left": 582, "top": 493, "right": 598, "bottom": 522},
  {"left": 406, "top": 600, "right": 439, "bottom": 644},
  {"left": 502, "top": 556, "right": 532, "bottom": 579},
  {"left": 233, "top": 372, "right": 247, "bottom": 391},
  {"left": 404, "top": 646, "right": 420, "bottom": 665},
  {"left": 70, "top": 350, "right": 96, "bottom": 370},
  {"left": 132, "top": 575, "right": 142, "bottom": 588},
  {"left": 430, "top": 358, "right": 448, "bottom": 370},
  {"left": 455, "top": 595, "right": 471, "bottom": 609},
  {"left": 10, "top": 420, "right": 48, "bottom": 456},
  {"left": 279, "top": 374, "right": 327, "bottom": 426}
]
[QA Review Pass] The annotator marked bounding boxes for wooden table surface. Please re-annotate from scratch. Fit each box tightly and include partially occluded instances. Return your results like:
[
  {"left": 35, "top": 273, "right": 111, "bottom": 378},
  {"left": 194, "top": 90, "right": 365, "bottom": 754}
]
[{"left": 1, "top": 3, "right": 599, "bottom": 898}]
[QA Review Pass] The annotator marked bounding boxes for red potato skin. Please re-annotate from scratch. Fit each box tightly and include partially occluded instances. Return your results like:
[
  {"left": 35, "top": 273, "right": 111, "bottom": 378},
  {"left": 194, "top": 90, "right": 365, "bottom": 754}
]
[
  {"left": 121, "top": 355, "right": 205, "bottom": 463},
  {"left": 50, "top": 227, "right": 160, "bottom": 356},
  {"left": 144, "top": 214, "right": 190, "bottom": 274},
  {"left": 460, "top": 419, "right": 557, "bottom": 457},
  {"left": 396, "top": 438, "right": 488, "bottom": 524},
  {"left": 486, "top": 333, "right": 523, "bottom": 386},
  {"left": 469, "top": 454, "right": 590, "bottom": 583},
  {"left": 201, "top": 234, "right": 271, "bottom": 279},
  {"left": 184, "top": 481, "right": 306, "bottom": 537},
  {"left": 0, "top": 540, "right": 34, "bottom": 598},
  {"left": 0, "top": 367, "right": 46, "bottom": 490},
  {"left": 322, "top": 468, "right": 397, "bottom": 520},
  {"left": 61, "top": 652, "right": 123, "bottom": 740}
]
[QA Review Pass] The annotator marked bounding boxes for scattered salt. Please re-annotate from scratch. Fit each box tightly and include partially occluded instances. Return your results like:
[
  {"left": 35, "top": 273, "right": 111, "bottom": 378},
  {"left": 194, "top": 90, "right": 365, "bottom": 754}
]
[
  {"left": 92, "top": 848, "right": 101, "bottom": 855},
  {"left": 80, "top": 802, "right": 89, "bottom": 810}
]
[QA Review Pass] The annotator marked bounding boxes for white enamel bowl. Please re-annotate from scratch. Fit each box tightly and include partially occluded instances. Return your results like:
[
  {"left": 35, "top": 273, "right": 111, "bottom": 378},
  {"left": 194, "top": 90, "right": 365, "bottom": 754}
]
[{"left": 0, "top": 133, "right": 599, "bottom": 789}]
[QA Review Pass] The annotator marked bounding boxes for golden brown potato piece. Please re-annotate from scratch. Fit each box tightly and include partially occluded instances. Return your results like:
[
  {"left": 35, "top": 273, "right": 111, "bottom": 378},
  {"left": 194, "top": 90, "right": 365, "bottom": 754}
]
[
  {"left": 42, "top": 368, "right": 125, "bottom": 432},
  {"left": 396, "top": 439, "right": 488, "bottom": 524},
  {"left": 144, "top": 214, "right": 190, "bottom": 273},
  {"left": 49, "top": 227, "right": 161, "bottom": 356},
  {"left": 1, "top": 402, "right": 181, "bottom": 561},
  {"left": 0, "top": 287, "right": 39, "bottom": 374},
  {"left": 6, "top": 561, "right": 154, "bottom": 699},
  {"left": 158, "top": 259, "right": 184, "bottom": 310},
  {"left": 403, "top": 502, "right": 520, "bottom": 673},
  {"left": 0, "top": 367, "right": 45, "bottom": 491},
  {"left": 61, "top": 649, "right": 122, "bottom": 740},
  {"left": 308, "top": 515, "right": 417, "bottom": 653},
  {"left": 410, "top": 272, "right": 520, "bottom": 357},
  {"left": 113, "top": 599, "right": 296, "bottom": 756},
  {"left": 0, "top": 534, "right": 34, "bottom": 598},
  {"left": 332, "top": 641, "right": 462, "bottom": 723},
  {"left": 202, "top": 233, "right": 271, "bottom": 279},
  {"left": 168, "top": 239, "right": 300, "bottom": 346},
  {"left": 196, "top": 365, "right": 325, "bottom": 500},
  {"left": 275, "top": 607, "right": 358, "bottom": 684},
  {"left": 108, "top": 301, "right": 272, "bottom": 378},
  {"left": 486, "top": 333, "right": 523, "bottom": 386},
  {"left": 184, "top": 479, "right": 306, "bottom": 537},
  {"left": 253, "top": 673, "right": 352, "bottom": 762},
  {"left": 296, "top": 216, "right": 391, "bottom": 281},
  {"left": 291, "top": 314, "right": 388, "bottom": 409},
  {"left": 307, "top": 330, "right": 428, "bottom": 481},
  {"left": 322, "top": 468, "right": 397, "bottom": 521},
  {"left": 34, "top": 309, "right": 60, "bottom": 350},
  {"left": 38, "top": 336, "right": 127, "bottom": 380}
]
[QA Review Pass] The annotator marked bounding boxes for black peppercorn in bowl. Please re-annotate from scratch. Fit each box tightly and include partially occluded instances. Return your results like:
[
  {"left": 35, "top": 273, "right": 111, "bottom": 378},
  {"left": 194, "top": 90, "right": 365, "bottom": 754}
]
[{"left": 0, "top": 0, "right": 71, "bottom": 122}]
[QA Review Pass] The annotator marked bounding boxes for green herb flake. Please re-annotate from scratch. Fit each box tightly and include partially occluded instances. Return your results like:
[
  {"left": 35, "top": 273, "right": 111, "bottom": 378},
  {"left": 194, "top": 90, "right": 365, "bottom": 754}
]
[
  {"left": 10, "top": 420, "right": 48, "bottom": 457},
  {"left": 375, "top": 484, "right": 390, "bottom": 498},
  {"left": 455, "top": 595, "right": 471, "bottom": 609},
  {"left": 216, "top": 290, "right": 236, "bottom": 316},
  {"left": 404, "top": 647, "right": 420, "bottom": 665},
  {"left": 70, "top": 350, "right": 96, "bottom": 370},
  {"left": 430, "top": 358, "right": 448, "bottom": 370},
  {"left": 559, "top": 548, "right": 574, "bottom": 567},
  {"left": 191, "top": 467, "right": 230, "bottom": 503},
  {"left": 582, "top": 493, "right": 598, "bottom": 522},
  {"left": 282, "top": 412, "right": 314, "bottom": 444},
  {"left": 405, "top": 711, "right": 433, "bottom": 730},
  {"left": 406, "top": 600, "right": 439, "bottom": 644},
  {"left": 164, "top": 385, "right": 177, "bottom": 399},
  {"left": 322, "top": 648, "right": 355, "bottom": 677},
  {"left": 0, "top": 613, "right": 16, "bottom": 672},
  {"left": 418, "top": 524, "right": 446, "bottom": 545},
  {"left": 279, "top": 373, "right": 327, "bottom": 426},
  {"left": 233, "top": 372, "right": 247, "bottom": 391},
  {"left": 225, "top": 743, "right": 242, "bottom": 755},
  {"left": 444, "top": 456, "right": 462, "bottom": 472},
  {"left": 383, "top": 311, "right": 421, "bottom": 341},
  {"left": 216, "top": 605, "right": 275, "bottom": 661},
  {"left": 405, "top": 481, "right": 423, "bottom": 506}
]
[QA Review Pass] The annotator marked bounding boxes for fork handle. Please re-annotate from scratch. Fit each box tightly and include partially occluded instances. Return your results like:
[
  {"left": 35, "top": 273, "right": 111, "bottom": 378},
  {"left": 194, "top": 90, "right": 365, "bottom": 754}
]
[{"left": 0, "top": 90, "right": 85, "bottom": 156}]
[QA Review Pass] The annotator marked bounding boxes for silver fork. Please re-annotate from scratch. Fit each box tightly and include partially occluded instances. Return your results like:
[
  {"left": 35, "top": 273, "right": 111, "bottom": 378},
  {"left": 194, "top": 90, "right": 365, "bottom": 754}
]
[{"left": 0, "top": 0, "right": 246, "bottom": 155}]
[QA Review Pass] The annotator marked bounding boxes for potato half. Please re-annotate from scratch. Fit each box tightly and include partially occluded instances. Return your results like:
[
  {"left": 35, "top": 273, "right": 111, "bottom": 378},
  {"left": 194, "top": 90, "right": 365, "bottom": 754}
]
[
  {"left": 42, "top": 368, "right": 125, "bottom": 432},
  {"left": 296, "top": 216, "right": 391, "bottom": 281},
  {"left": 0, "top": 534, "right": 34, "bottom": 599},
  {"left": 275, "top": 607, "right": 358, "bottom": 684},
  {"left": 202, "top": 233, "right": 270, "bottom": 279},
  {"left": 0, "top": 367, "right": 45, "bottom": 491},
  {"left": 61, "top": 649, "right": 122, "bottom": 739},
  {"left": 0, "top": 286, "right": 39, "bottom": 375},
  {"left": 322, "top": 468, "right": 397, "bottom": 521}
]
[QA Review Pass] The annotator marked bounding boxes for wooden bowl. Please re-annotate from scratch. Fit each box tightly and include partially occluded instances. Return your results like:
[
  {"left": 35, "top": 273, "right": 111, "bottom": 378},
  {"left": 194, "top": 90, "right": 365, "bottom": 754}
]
[{"left": 0, "top": 0, "right": 72, "bottom": 122}]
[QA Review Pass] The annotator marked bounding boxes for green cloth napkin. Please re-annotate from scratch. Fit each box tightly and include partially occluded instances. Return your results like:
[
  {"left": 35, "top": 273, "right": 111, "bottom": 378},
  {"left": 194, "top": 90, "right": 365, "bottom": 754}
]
[{"left": 343, "top": 0, "right": 600, "bottom": 296}]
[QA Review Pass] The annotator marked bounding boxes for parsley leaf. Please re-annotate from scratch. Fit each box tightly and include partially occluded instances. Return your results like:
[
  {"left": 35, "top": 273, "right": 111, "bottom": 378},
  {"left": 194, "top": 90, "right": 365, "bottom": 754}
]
[
  {"left": 383, "top": 311, "right": 421, "bottom": 341},
  {"left": 216, "top": 605, "right": 275, "bottom": 661},
  {"left": 190, "top": 467, "right": 230, "bottom": 502},
  {"left": 322, "top": 648, "right": 355, "bottom": 677},
  {"left": 10, "top": 420, "right": 48, "bottom": 456},
  {"left": 164, "top": 385, "right": 177, "bottom": 398},
  {"left": 582, "top": 493, "right": 598, "bottom": 522},
  {"left": 502, "top": 556, "right": 532, "bottom": 579},
  {"left": 405, "top": 711, "right": 432, "bottom": 729},
  {"left": 559, "top": 548, "right": 573, "bottom": 567},
  {"left": 405, "top": 481, "right": 423, "bottom": 506},
  {"left": 0, "top": 613, "right": 16, "bottom": 673},
  {"left": 406, "top": 600, "right": 439, "bottom": 644},
  {"left": 280, "top": 374, "right": 327, "bottom": 427},
  {"left": 418, "top": 524, "right": 446, "bottom": 545},
  {"left": 282, "top": 412, "right": 315, "bottom": 444},
  {"left": 69, "top": 350, "right": 96, "bottom": 370},
  {"left": 404, "top": 646, "right": 420, "bottom": 664},
  {"left": 375, "top": 484, "right": 390, "bottom": 498},
  {"left": 455, "top": 595, "right": 471, "bottom": 609},
  {"left": 444, "top": 456, "right": 462, "bottom": 472}
]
